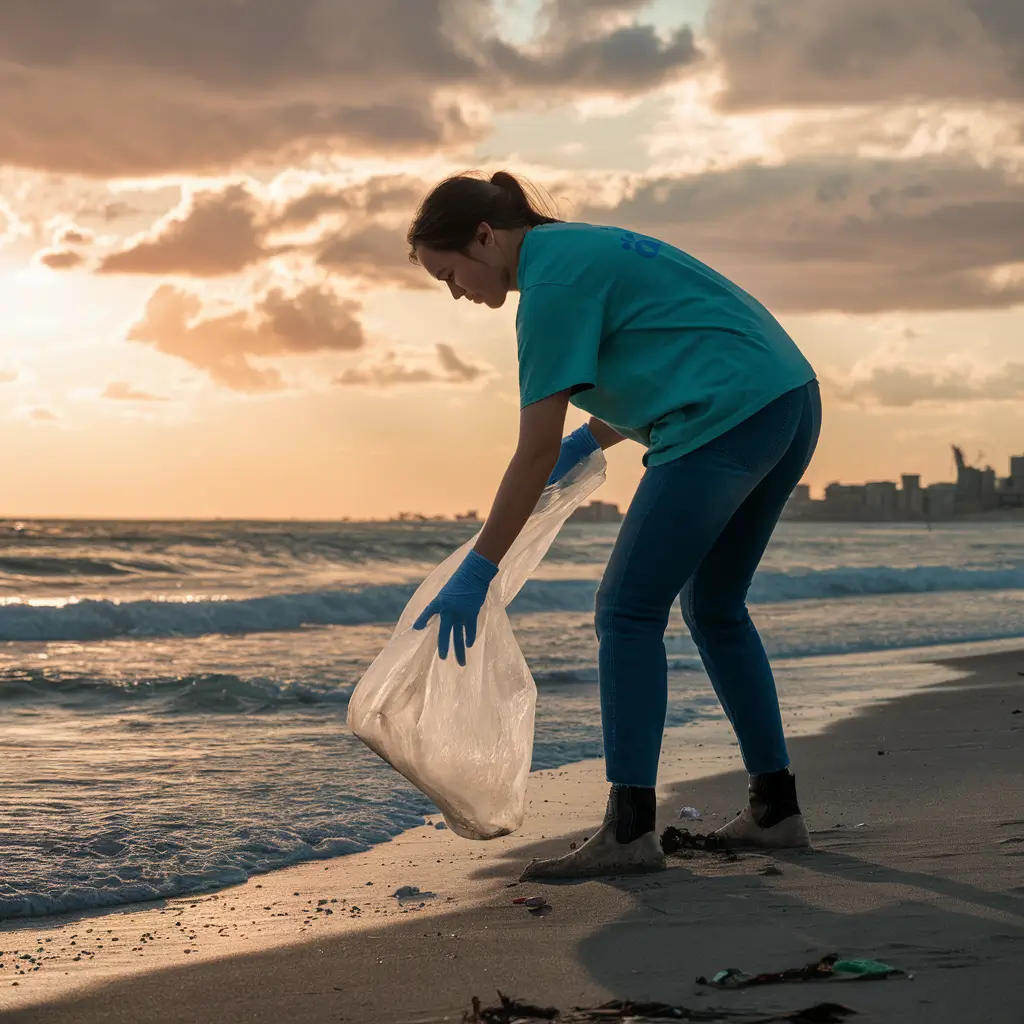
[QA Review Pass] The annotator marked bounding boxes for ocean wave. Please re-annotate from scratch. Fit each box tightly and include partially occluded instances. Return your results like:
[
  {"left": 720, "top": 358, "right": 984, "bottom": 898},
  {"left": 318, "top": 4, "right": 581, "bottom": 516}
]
[
  {"left": 0, "top": 668, "right": 351, "bottom": 712},
  {"left": 751, "top": 564, "right": 1024, "bottom": 602},
  {"left": 0, "top": 555, "right": 187, "bottom": 578},
  {"left": 0, "top": 564, "right": 1021, "bottom": 642}
]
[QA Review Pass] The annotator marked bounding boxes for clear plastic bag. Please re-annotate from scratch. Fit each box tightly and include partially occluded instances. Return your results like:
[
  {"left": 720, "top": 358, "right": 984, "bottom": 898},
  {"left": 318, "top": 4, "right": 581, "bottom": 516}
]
[{"left": 347, "top": 451, "right": 607, "bottom": 839}]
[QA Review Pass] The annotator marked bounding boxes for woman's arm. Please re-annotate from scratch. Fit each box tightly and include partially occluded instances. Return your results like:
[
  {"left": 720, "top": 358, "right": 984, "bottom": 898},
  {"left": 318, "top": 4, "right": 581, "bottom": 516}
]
[{"left": 473, "top": 391, "right": 570, "bottom": 566}]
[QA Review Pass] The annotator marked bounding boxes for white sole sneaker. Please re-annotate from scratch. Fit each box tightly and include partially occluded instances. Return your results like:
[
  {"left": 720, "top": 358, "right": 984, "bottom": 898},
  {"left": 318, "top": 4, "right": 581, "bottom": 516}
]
[
  {"left": 520, "top": 820, "right": 667, "bottom": 881},
  {"left": 714, "top": 807, "right": 811, "bottom": 850}
]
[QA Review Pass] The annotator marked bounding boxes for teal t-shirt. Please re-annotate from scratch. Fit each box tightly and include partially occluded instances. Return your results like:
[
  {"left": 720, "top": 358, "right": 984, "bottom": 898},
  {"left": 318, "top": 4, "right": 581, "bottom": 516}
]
[{"left": 515, "top": 222, "right": 816, "bottom": 467}]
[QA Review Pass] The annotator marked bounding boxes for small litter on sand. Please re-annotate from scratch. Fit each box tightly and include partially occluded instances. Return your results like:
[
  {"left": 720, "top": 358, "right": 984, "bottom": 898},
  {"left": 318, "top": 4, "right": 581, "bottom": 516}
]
[
  {"left": 759, "top": 863, "right": 783, "bottom": 877},
  {"left": 660, "top": 826, "right": 737, "bottom": 859},
  {"left": 512, "top": 896, "right": 549, "bottom": 908},
  {"left": 459, "top": 990, "right": 856, "bottom": 1022},
  {"left": 697, "top": 953, "right": 909, "bottom": 989},
  {"left": 678, "top": 806, "right": 703, "bottom": 820},
  {"left": 392, "top": 885, "right": 437, "bottom": 901}
]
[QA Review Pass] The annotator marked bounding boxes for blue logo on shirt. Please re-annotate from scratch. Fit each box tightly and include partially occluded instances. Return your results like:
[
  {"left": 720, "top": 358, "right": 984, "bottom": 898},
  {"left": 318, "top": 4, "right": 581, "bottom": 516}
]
[{"left": 601, "top": 226, "right": 662, "bottom": 259}]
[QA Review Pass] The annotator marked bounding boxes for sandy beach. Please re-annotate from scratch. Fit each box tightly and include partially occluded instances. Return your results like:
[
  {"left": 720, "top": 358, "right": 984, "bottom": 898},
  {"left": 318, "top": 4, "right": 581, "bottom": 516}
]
[{"left": 1, "top": 645, "right": 1021, "bottom": 1023}]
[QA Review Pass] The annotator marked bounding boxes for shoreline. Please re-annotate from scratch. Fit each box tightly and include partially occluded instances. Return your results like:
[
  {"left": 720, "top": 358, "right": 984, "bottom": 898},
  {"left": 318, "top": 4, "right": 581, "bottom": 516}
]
[
  {"left": 0, "top": 639, "right": 1002, "bottom": 927},
  {"left": 2, "top": 641, "right": 1022, "bottom": 1021}
]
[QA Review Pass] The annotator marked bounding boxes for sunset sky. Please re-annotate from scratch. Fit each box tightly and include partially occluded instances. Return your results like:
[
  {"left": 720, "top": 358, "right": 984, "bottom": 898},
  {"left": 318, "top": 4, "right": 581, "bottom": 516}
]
[{"left": 1, "top": 0, "right": 1022, "bottom": 519}]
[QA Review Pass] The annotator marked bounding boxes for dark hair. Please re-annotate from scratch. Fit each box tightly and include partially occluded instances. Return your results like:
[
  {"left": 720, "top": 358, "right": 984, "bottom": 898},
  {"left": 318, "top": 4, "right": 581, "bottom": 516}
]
[{"left": 407, "top": 170, "right": 562, "bottom": 262}]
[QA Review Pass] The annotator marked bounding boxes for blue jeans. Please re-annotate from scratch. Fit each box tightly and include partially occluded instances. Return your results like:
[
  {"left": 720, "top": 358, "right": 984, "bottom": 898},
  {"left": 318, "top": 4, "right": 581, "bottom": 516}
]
[{"left": 595, "top": 380, "right": 822, "bottom": 787}]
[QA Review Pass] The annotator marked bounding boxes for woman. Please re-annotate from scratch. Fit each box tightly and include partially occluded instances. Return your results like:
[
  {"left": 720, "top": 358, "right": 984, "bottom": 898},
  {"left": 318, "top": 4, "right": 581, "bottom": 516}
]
[{"left": 409, "top": 170, "right": 821, "bottom": 881}]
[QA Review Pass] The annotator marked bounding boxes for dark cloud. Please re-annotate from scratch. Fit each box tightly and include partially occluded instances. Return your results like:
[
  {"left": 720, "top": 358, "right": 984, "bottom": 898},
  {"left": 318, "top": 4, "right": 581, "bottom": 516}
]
[
  {"left": 98, "top": 184, "right": 284, "bottom": 277},
  {"left": 709, "top": 0, "right": 1024, "bottom": 108},
  {"left": 57, "top": 226, "right": 93, "bottom": 245},
  {"left": 273, "top": 175, "right": 424, "bottom": 229},
  {"left": 835, "top": 363, "right": 1024, "bottom": 407},
  {"left": 0, "top": 1, "right": 702, "bottom": 177},
  {"left": 102, "top": 381, "right": 167, "bottom": 402},
  {"left": 100, "top": 201, "right": 142, "bottom": 222},
  {"left": 578, "top": 157, "right": 1024, "bottom": 313},
  {"left": 317, "top": 223, "right": 430, "bottom": 290},
  {"left": 94, "top": 175, "right": 429, "bottom": 283},
  {"left": 0, "top": 1, "right": 483, "bottom": 175},
  {"left": 127, "top": 282, "right": 366, "bottom": 391},
  {"left": 37, "top": 248, "right": 85, "bottom": 269},
  {"left": 334, "top": 343, "right": 487, "bottom": 387},
  {"left": 436, "top": 343, "right": 484, "bottom": 382},
  {"left": 490, "top": 0, "right": 701, "bottom": 92}
]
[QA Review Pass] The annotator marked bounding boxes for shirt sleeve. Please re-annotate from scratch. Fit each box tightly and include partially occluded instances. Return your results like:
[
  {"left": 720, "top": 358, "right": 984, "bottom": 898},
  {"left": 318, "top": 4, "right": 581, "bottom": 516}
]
[{"left": 516, "top": 284, "right": 604, "bottom": 409}]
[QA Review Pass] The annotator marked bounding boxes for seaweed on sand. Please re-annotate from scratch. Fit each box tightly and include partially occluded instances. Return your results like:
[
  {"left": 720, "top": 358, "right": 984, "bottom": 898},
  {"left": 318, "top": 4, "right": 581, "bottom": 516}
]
[{"left": 457, "top": 989, "right": 856, "bottom": 1023}]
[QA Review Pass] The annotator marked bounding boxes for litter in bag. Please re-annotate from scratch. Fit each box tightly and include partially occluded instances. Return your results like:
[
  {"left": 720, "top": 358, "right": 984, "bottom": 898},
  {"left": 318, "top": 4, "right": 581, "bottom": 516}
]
[{"left": 347, "top": 450, "right": 607, "bottom": 840}]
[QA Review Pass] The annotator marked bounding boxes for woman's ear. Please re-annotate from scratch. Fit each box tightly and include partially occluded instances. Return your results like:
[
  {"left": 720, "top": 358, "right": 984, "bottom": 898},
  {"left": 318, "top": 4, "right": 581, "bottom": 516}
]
[{"left": 476, "top": 221, "right": 495, "bottom": 247}]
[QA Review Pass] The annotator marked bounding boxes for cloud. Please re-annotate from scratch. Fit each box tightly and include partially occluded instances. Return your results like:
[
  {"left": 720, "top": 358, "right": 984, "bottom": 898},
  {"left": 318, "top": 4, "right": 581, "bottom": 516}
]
[
  {"left": 834, "top": 362, "right": 1024, "bottom": 407},
  {"left": 0, "top": 370, "right": 18, "bottom": 383},
  {"left": 335, "top": 343, "right": 488, "bottom": 387},
  {"left": 127, "top": 282, "right": 366, "bottom": 391},
  {"left": 96, "top": 175, "right": 427, "bottom": 281},
  {"left": 0, "top": 196, "right": 27, "bottom": 248},
  {"left": 578, "top": 156, "right": 1024, "bottom": 313},
  {"left": 103, "top": 155, "right": 1024, "bottom": 314},
  {"left": 709, "top": 0, "right": 1024, "bottom": 109},
  {"left": 98, "top": 184, "right": 285, "bottom": 277},
  {"left": 102, "top": 381, "right": 167, "bottom": 402},
  {"left": 0, "top": 1, "right": 703, "bottom": 177},
  {"left": 490, "top": 0, "right": 702, "bottom": 92},
  {"left": 37, "top": 248, "right": 86, "bottom": 270},
  {"left": 273, "top": 175, "right": 424, "bottom": 228},
  {"left": 100, "top": 200, "right": 142, "bottom": 222},
  {"left": 30, "top": 408, "right": 58, "bottom": 422},
  {"left": 317, "top": 223, "right": 431, "bottom": 289},
  {"left": 57, "top": 225, "right": 94, "bottom": 246}
]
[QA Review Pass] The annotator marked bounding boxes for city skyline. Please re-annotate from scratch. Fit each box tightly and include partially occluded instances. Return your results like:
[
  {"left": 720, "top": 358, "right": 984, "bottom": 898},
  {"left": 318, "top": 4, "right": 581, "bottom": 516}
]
[{"left": 788, "top": 447, "right": 1024, "bottom": 521}]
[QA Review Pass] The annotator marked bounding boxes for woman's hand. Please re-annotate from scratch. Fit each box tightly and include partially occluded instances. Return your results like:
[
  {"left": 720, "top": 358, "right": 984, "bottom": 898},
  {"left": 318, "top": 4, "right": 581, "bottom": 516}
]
[
  {"left": 546, "top": 423, "right": 601, "bottom": 485},
  {"left": 413, "top": 549, "right": 499, "bottom": 666}
]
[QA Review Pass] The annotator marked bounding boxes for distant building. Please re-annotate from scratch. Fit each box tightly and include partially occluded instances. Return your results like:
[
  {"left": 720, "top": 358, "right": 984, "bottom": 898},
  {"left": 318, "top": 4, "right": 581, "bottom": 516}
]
[
  {"left": 823, "top": 483, "right": 867, "bottom": 517},
  {"left": 953, "top": 445, "right": 1000, "bottom": 513},
  {"left": 925, "top": 483, "right": 957, "bottom": 519},
  {"left": 568, "top": 500, "right": 624, "bottom": 524},
  {"left": 865, "top": 481, "right": 898, "bottom": 517},
  {"left": 899, "top": 475, "right": 924, "bottom": 516},
  {"left": 1011, "top": 455, "right": 1024, "bottom": 492},
  {"left": 782, "top": 450, "right": 1023, "bottom": 522}
]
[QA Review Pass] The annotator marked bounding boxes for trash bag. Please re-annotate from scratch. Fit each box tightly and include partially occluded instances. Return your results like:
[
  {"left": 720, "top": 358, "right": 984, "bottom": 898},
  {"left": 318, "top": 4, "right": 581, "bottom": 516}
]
[{"left": 347, "top": 450, "right": 607, "bottom": 840}]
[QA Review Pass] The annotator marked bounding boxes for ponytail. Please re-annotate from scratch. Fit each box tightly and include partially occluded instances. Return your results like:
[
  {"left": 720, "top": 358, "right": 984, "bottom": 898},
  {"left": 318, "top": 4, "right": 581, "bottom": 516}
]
[{"left": 407, "top": 170, "right": 562, "bottom": 261}]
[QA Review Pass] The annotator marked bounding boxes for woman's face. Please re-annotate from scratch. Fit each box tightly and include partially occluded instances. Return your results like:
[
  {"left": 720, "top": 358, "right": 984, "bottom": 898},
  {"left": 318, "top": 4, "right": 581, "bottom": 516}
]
[{"left": 416, "top": 223, "right": 514, "bottom": 309}]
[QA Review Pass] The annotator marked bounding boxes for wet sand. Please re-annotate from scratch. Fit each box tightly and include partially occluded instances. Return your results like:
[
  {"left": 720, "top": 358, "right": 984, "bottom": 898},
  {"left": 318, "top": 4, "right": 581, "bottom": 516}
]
[{"left": 1, "top": 647, "right": 1021, "bottom": 1022}]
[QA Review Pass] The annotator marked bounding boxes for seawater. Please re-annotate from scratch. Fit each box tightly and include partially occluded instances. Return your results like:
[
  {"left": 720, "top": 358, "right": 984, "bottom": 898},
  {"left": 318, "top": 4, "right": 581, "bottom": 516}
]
[{"left": 1, "top": 518, "right": 1021, "bottom": 919}]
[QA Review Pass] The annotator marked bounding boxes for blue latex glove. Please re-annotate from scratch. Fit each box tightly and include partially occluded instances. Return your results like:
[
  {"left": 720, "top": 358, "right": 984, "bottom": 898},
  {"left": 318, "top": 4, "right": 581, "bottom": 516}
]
[
  {"left": 413, "top": 549, "right": 499, "bottom": 666},
  {"left": 547, "top": 424, "right": 601, "bottom": 486}
]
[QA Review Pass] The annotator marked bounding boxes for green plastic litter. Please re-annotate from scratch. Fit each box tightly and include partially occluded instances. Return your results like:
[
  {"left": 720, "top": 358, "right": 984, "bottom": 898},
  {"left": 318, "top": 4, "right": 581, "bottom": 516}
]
[
  {"left": 832, "top": 958, "right": 904, "bottom": 978},
  {"left": 711, "top": 969, "right": 743, "bottom": 985}
]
